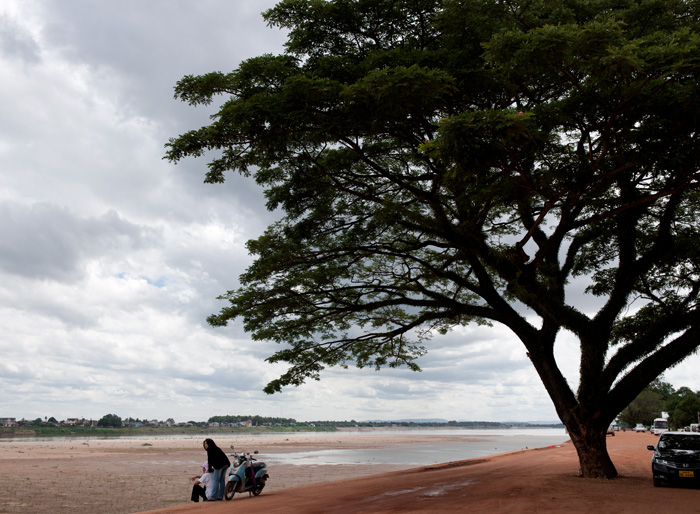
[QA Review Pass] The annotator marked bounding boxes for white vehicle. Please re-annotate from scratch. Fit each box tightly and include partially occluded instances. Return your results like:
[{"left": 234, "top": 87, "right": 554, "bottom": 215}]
[
  {"left": 634, "top": 423, "right": 647, "bottom": 432},
  {"left": 651, "top": 418, "right": 669, "bottom": 436}
]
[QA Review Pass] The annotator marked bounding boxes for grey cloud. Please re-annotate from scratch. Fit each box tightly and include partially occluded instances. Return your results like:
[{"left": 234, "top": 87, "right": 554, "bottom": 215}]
[
  {"left": 32, "top": 0, "right": 288, "bottom": 225},
  {"left": 0, "top": 14, "right": 41, "bottom": 64},
  {"left": 39, "top": 0, "right": 286, "bottom": 123},
  {"left": 0, "top": 202, "right": 157, "bottom": 281}
]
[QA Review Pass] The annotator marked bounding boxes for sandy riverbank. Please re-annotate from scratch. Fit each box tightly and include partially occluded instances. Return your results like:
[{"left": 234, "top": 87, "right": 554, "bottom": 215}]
[
  {"left": 1, "top": 430, "right": 696, "bottom": 513},
  {"left": 0, "top": 430, "right": 504, "bottom": 513}
]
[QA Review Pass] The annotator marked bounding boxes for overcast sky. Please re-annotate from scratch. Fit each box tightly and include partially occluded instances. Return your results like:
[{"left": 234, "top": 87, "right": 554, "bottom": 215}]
[{"left": 1, "top": 0, "right": 698, "bottom": 425}]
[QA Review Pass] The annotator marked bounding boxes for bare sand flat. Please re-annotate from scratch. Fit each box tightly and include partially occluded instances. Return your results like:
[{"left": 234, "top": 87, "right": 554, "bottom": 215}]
[
  {"left": 0, "top": 430, "right": 486, "bottom": 513},
  {"left": 1, "top": 430, "right": 696, "bottom": 513}
]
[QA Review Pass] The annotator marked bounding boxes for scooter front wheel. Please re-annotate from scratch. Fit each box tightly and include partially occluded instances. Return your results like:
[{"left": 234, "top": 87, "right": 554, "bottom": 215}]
[{"left": 224, "top": 481, "right": 236, "bottom": 501}]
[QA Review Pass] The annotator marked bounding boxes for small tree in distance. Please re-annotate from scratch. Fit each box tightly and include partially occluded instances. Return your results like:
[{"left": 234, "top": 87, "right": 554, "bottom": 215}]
[
  {"left": 618, "top": 385, "right": 665, "bottom": 428},
  {"left": 618, "top": 380, "right": 700, "bottom": 429},
  {"left": 166, "top": 0, "right": 700, "bottom": 478},
  {"left": 97, "top": 414, "right": 122, "bottom": 428},
  {"left": 667, "top": 387, "right": 700, "bottom": 428}
]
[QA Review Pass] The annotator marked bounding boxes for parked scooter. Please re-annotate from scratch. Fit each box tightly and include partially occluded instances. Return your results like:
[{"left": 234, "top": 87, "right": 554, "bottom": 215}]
[{"left": 224, "top": 446, "right": 269, "bottom": 500}]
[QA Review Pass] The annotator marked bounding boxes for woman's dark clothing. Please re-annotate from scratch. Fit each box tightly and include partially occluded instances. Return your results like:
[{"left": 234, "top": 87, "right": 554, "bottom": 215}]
[
  {"left": 203, "top": 438, "right": 231, "bottom": 501},
  {"left": 204, "top": 440, "right": 231, "bottom": 470}
]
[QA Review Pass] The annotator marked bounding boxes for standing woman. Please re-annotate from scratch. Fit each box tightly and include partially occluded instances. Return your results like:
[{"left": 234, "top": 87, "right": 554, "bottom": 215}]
[{"left": 203, "top": 438, "right": 230, "bottom": 500}]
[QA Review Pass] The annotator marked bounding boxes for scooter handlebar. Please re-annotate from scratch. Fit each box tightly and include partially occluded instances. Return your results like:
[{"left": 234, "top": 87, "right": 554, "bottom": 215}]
[{"left": 227, "top": 451, "right": 260, "bottom": 461}]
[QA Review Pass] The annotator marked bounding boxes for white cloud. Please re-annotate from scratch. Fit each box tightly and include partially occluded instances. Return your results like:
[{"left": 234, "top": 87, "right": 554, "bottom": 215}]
[{"left": 0, "top": 0, "right": 697, "bottom": 425}]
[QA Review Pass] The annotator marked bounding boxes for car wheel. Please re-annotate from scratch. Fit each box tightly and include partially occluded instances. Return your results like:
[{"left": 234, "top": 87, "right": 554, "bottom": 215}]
[{"left": 652, "top": 478, "right": 662, "bottom": 487}]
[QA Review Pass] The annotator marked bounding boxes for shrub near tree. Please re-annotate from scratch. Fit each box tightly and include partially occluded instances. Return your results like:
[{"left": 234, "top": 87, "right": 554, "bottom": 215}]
[{"left": 166, "top": 0, "right": 700, "bottom": 478}]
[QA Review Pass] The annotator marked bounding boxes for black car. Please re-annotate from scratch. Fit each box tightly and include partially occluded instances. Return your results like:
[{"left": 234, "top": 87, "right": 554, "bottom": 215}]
[{"left": 647, "top": 431, "right": 700, "bottom": 487}]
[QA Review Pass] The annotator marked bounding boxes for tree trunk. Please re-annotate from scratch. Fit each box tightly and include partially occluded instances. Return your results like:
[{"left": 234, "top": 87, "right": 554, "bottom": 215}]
[
  {"left": 524, "top": 331, "right": 618, "bottom": 478},
  {"left": 566, "top": 421, "right": 618, "bottom": 478}
]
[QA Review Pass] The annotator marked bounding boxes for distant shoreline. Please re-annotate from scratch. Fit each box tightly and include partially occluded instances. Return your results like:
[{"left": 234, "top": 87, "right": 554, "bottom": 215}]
[
  {"left": 0, "top": 422, "right": 564, "bottom": 440},
  {"left": 0, "top": 424, "right": 334, "bottom": 439}
]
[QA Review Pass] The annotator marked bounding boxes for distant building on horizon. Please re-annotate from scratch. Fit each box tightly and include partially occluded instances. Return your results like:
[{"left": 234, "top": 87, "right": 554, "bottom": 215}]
[{"left": 0, "top": 418, "right": 17, "bottom": 427}]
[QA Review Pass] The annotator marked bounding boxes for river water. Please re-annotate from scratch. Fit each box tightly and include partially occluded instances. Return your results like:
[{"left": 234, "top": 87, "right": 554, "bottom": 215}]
[
  {"left": 2, "top": 427, "right": 569, "bottom": 468},
  {"left": 260, "top": 428, "right": 569, "bottom": 467}
]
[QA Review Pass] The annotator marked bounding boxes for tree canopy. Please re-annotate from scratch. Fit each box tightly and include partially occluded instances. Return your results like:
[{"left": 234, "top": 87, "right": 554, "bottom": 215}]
[
  {"left": 618, "top": 379, "right": 700, "bottom": 428},
  {"left": 618, "top": 378, "right": 670, "bottom": 427},
  {"left": 166, "top": 0, "right": 700, "bottom": 478},
  {"left": 97, "top": 413, "right": 122, "bottom": 428},
  {"left": 666, "top": 386, "right": 700, "bottom": 427}
]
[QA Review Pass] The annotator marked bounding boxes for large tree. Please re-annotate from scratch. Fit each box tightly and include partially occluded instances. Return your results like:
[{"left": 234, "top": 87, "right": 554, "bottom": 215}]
[{"left": 166, "top": 0, "right": 700, "bottom": 478}]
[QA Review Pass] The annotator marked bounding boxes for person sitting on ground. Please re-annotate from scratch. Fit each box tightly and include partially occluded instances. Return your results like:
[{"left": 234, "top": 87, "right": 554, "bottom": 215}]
[{"left": 190, "top": 462, "right": 214, "bottom": 502}]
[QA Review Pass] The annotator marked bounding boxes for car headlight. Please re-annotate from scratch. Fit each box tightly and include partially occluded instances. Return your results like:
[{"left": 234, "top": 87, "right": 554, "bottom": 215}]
[{"left": 655, "top": 459, "right": 671, "bottom": 466}]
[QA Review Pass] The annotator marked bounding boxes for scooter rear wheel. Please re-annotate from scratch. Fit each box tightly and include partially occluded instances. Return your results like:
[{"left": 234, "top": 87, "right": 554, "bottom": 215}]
[
  {"left": 252, "top": 483, "right": 265, "bottom": 496},
  {"left": 224, "top": 481, "right": 236, "bottom": 501}
]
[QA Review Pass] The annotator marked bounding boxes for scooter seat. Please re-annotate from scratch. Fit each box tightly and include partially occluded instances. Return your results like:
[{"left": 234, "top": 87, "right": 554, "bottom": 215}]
[{"left": 252, "top": 462, "right": 266, "bottom": 472}]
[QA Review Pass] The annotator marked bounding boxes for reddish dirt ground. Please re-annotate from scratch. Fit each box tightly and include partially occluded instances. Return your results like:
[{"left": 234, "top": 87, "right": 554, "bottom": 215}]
[
  {"left": 2, "top": 430, "right": 697, "bottom": 513},
  {"left": 141, "top": 430, "right": 699, "bottom": 514}
]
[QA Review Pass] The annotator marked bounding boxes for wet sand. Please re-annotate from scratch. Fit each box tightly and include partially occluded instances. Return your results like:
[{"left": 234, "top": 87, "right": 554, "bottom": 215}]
[{"left": 1, "top": 430, "right": 696, "bottom": 513}]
